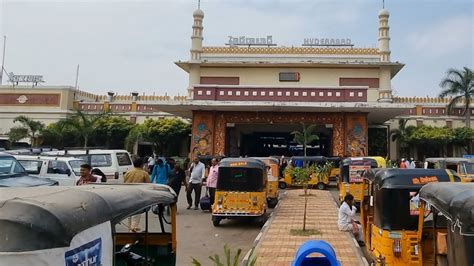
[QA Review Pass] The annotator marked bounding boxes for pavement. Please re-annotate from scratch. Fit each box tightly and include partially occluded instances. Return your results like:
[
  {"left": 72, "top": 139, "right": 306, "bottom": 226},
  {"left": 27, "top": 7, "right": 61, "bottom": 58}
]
[{"left": 254, "top": 189, "right": 366, "bottom": 266}]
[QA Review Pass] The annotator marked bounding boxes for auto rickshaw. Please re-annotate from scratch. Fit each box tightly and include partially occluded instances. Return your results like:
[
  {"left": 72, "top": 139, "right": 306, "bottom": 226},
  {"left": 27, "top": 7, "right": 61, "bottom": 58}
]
[
  {"left": 360, "top": 169, "right": 460, "bottom": 265},
  {"left": 212, "top": 158, "right": 268, "bottom": 226},
  {"left": 418, "top": 182, "right": 474, "bottom": 265},
  {"left": 251, "top": 157, "right": 280, "bottom": 208},
  {"left": 327, "top": 156, "right": 342, "bottom": 181},
  {"left": 280, "top": 156, "right": 330, "bottom": 190},
  {"left": 338, "top": 156, "right": 386, "bottom": 203},
  {"left": 0, "top": 184, "right": 177, "bottom": 266},
  {"left": 424, "top": 157, "right": 474, "bottom": 182}
]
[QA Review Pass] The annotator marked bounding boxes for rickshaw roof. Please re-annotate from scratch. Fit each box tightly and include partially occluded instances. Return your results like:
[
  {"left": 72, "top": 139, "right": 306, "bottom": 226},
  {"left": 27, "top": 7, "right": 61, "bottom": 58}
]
[
  {"left": 342, "top": 157, "right": 378, "bottom": 164},
  {"left": 420, "top": 183, "right": 474, "bottom": 235},
  {"left": 219, "top": 158, "right": 266, "bottom": 169},
  {"left": 362, "top": 168, "right": 384, "bottom": 181},
  {"left": 373, "top": 168, "right": 460, "bottom": 190},
  {"left": 290, "top": 156, "right": 327, "bottom": 162},
  {"left": 251, "top": 157, "right": 279, "bottom": 165},
  {"left": 0, "top": 184, "right": 176, "bottom": 252},
  {"left": 425, "top": 157, "right": 474, "bottom": 164}
]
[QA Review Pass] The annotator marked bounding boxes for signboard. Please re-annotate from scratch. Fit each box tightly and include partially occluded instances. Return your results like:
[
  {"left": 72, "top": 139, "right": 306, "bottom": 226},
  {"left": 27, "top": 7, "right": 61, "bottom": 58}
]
[
  {"left": 409, "top": 192, "right": 430, "bottom": 216},
  {"left": 226, "top": 35, "right": 276, "bottom": 46},
  {"left": 411, "top": 176, "right": 438, "bottom": 185},
  {"left": 279, "top": 72, "right": 300, "bottom": 82},
  {"left": 302, "top": 38, "right": 353, "bottom": 47},
  {"left": 349, "top": 165, "right": 370, "bottom": 183},
  {"left": 9, "top": 73, "right": 45, "bottom": 85},
  {"left": 65, "top": 238, "right": 102, "bottom": 266}
]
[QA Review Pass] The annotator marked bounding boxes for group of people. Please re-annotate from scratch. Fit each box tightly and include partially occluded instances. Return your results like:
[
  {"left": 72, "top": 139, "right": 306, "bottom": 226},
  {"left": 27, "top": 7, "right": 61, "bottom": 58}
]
[{"left": 399, "top": 157, "right": 417, "bottom": 169}]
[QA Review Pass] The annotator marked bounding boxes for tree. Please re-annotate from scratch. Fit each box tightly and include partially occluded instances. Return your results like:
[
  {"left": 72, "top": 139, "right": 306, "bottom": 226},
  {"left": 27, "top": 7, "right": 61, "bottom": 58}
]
[
  {"left": 452, "top": 127, "right": 474, "bottom": 154},
  {"left": 58, "top": 110, "right": 107, "bottom": 148},
  {"left": 41, "top": 122, "right": 80, "bottom": 149},
  {"left": 8, "top": 116, "right": 45, "bottom": 147},
  {"left": 291, "top": 123, "right": 319, "bottom": 156},
  {"left": 390, "top": 119, "right": 412, "bottom": 158},
  {"left": 439, "top": 67, "right": 474, "bottom": 128},
  {"left": 126, "top": 118, "right": 191, "bottom": 156},
  {"left": 92, "top": 116, "right": 135, "bottom": 149},
  {"left": 407, "top": 125, "right": 454, "bottom": 157}
]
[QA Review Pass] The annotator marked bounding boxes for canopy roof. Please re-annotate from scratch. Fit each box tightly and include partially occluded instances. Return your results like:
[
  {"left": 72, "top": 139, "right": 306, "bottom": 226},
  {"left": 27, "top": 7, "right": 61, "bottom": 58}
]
[
  {"left": 0, "top": 184, "right": 176, "bottom": 252},
  {"left": 219, "top": 158, "right": 266, "bottom": 169},
  {"left": 425, "top": 157, "right": 474, "bottom": 164},
  {"left": 420, "top": 183, "right": 474, "bottom": 235},
  {"left": 373, "top": 169, "right": 460, "bottom": 190}
]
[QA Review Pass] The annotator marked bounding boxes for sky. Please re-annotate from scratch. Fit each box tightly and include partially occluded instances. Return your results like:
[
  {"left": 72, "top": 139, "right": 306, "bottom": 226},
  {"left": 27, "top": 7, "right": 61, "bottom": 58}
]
[{"left": 0, "top": 0, "right": 472, "bottom": 97}]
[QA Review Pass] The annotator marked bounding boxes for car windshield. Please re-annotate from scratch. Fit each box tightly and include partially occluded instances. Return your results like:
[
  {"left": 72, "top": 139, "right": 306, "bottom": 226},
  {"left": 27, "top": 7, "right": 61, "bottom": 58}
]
[
  {"left": 0, "top": 157, "right": 27, "bottom": 177},
  {"left": 460, "top": 162, "right": 474, "bottom": 174},
  {"left": 68, "top": 160, "right": 85, "bottom": 175}
]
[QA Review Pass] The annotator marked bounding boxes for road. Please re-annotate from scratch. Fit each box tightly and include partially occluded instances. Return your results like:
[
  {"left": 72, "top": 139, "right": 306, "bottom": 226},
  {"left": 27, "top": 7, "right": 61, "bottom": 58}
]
[{"left": 175, "top": 186, "right": 272, "bottom": 265}]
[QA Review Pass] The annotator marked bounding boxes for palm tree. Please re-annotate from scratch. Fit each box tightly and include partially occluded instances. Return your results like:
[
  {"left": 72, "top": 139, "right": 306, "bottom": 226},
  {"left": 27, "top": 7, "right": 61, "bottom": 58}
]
[
  {"left": 291, "top": 123, "right": 319, "bottom": 156},
  {"left": 8, "top": 116, "right": 45, "bottom": 147},
  {"left": 439, "top": 67, "right": 474, "bottom": 128},
  {"left": 59, "top": 110, "right": 106, "bottom": 148},
  {"left": 390, "top": 118, "right": 410, "bottom": 158}
]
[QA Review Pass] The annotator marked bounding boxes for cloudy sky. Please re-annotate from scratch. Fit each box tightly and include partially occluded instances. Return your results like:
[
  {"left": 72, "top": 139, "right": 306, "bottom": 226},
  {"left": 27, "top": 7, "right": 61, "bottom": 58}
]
[{"left": 0, "top": 0, "right": 472, "bottom": 97}]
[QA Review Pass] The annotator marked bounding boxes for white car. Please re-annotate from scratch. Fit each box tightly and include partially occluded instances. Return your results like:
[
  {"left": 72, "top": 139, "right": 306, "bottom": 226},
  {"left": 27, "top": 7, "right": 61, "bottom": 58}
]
[
  {"left": 41, "top": 149, "right": 133, "bottom": 182},
  {"left": 14, "top": 155, "right": 85, "bottom": 186}
]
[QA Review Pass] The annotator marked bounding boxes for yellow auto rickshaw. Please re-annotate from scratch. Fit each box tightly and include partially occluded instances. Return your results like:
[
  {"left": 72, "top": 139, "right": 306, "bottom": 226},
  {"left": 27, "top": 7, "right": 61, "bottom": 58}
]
[
  {"left": 338, "top": 156, "right": 386, "bottom": 203},
  {"left": 211, "top": 158, "right": 268, "bottom": 226},
  {"left": 327, "top": 156, "right": 342, "bottom": 181},
  {"left": 280, "top": 156, "right": 330, "bottom": 190},
  {"left": 252, "top": 157, "right": 280, "bottom": 208},
  {"left": 418, "top": 182, "right": 474, "bottom": 265},
  {"left": 360, "top": 169, "right": 460, "bottom": 265},
  {"left": 425, "top": 157, "right": 474, "bottom": 182}
]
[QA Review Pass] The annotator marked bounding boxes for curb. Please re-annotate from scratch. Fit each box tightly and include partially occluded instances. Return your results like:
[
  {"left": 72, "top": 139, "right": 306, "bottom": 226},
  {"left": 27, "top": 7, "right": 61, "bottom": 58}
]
[{"left": 241, "top": 191, "right": 287, "bottom": 265}]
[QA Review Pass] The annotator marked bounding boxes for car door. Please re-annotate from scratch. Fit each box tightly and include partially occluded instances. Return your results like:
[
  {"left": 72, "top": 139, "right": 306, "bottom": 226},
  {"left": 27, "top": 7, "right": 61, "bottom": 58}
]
[{"left": 46, "top": 160, "right": 75, "bottom": 186}]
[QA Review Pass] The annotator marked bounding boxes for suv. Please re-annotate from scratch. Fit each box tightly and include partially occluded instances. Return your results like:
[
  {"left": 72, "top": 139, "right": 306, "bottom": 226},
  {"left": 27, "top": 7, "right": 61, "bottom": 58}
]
[
  {"left": 14, "top": 155, "right": 85, "bottom": 186},
  {"left": 0, "top": 152, "right": 58, "bottom": 187},
  {"left": 42, "top": 149, "right": 133, "bottom": 181}
]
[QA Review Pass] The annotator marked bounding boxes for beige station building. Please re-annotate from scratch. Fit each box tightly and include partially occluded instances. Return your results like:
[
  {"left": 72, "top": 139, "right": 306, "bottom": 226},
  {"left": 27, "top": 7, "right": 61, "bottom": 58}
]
[{"left": 0, "top": 7, "right": 472, "bottom": 159}]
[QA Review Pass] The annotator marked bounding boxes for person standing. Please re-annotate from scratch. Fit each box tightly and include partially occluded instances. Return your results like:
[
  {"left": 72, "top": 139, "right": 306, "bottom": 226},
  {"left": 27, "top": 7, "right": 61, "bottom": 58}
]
[
  {"left": 409, "top": 158, "right": 416, "bottom": 169},
  {"left": 206, "top": 158, "right": 220, "bottom": 206},
  {"left": 123, "top": 158, "right": 150, "bottom": 232},
  {"left": 77, "top": 164, "right": 98, "bottom": 185},
  {"left": 147, "top": 154, "right": 156, "bottom": 174},
  {"left": 338, "top": 193, "right": 364, "bottom": 246},
  {"left": 168, "top": 162, "right": 186, "bottom": 199},
  {"left": 399, "top": 158, "right": 407, "bottom": 169},
  {"left": 186, "top": 157, "right": 205, "bottom": 210},
  {"left": 151, "top": 159, "right": 170, "bottom": 185}
]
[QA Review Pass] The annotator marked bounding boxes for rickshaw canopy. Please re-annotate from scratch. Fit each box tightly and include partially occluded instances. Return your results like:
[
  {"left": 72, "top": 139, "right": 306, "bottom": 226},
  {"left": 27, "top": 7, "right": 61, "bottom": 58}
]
[
  {"left": 420, "top": 183, "right": 474, "bottom": 235},
  {"left": 0, "top": 184, "right": 177, "bottom": 252},
  {"left": 373, "top": 169, "right": 460, "bottom": 190},
  {"left": 219, "top": 158, "right": 266, "bottom": 169},
  {"left": 425, "top": 157, "right": 473, "bottom": 164},
  {"left": 217, "top": 158, "right": 266, "bottom": 192},
  {"left": 341, "top": 157, "right": 379, "bottom": 167}
]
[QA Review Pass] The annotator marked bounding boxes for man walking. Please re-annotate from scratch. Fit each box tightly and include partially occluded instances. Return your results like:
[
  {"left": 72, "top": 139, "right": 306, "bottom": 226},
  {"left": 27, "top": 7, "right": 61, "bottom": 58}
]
[
  {"left": 206, "top": 158, "right": 220, "bottom": 206},
  {"left": 151, "top": 159, "right": 170, "bottom": 185},
  {"left": 186, "top": 157, "right": 205, "bottom": 210},
  {"left": 338, "top": 193, "right": 364, "bottom": 246},
  {"left": 124, "top": 158, "right": 150, "bottom": 232},
  {"left": 77, "top": 164, "right": 97, "bottom": 185}
]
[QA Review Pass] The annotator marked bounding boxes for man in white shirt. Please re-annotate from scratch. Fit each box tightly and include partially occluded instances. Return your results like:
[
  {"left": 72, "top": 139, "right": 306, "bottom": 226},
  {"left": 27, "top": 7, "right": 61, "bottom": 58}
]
[
  {"left": 338, "top": 193, "right": 364, "bottom": 245},
  {"left": 186, "top": 157, "right": 205, "bottom": 210}
]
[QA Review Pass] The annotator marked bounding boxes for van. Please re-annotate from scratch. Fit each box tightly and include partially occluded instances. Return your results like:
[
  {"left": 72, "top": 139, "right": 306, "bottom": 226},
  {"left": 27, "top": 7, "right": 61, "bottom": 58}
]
[
  {"left": 41, "top": 149, "right": 133, "bottom": 181},
  {"left": 14, "top": 155, "right": 83, "bottom": 186}
]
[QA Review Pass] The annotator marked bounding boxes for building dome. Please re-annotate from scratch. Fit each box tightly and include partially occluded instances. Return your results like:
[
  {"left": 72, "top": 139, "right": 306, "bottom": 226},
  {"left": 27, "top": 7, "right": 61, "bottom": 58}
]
[
  {"left": 193, "top": 8, "right": 204, "bottom": 17},
  {"left": 378, "top": 9, "right": 389, "bottom": 17}
]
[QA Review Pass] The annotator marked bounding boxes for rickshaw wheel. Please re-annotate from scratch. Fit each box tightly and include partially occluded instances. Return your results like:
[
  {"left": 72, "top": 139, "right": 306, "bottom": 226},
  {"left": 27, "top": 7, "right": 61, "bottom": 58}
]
[
  {"left": 278, "top": 182, "right": 287, "bottom": 189},
  {"left": 316, "top": 182, "right": 326, "bottom": 190},
  {"left": 212, "top": 216, "right": 221, "bottom": 226},
  {"left": 267, "top": 198, "right": 278, "bottom": 208}
]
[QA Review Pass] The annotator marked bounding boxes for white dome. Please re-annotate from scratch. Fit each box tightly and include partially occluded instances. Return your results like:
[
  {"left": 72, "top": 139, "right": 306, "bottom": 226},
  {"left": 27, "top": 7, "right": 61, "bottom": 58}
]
[
  {"left": 193, "top": 8, "right": 204, "bottom": 17},
  {"left": 378, "top": 9, "right": 390, "bottom": 17}
]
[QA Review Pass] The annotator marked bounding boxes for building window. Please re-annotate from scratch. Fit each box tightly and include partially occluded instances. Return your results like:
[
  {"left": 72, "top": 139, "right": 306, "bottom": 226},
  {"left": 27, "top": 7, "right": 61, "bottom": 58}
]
[
  {"left": 294, "top": 92, "right": 299, "bottom": 96},
  {"left": 336, "top": 92, "right": 341, "bottom": 97},
  {"left": 197, "top": 90, "right": 203, "bottom": 95},
  {"left": 236, "top": 91, "right": 241, "bottom": 96},
  {"left": 206, "top": 90, "right": 211, "bottom": 95},
  {"left": 286, "top": 91, "right": 291, "bottom": 96},
  {"left": 277, "top": 91, "right": 282, "bottom": 96},
  {"left": 219, "top": 91, "right": 224, "bottom": 96},
  {"left": 417, "top": 120, "right": 423, "bottom": 126},
  {"left": 269, "top": 91, "right": 274, "bottom": 96},
  {"left": 319, "top": 92, "right": 324, "bottom": 97},
  {"left": 244, "top": 91, "right": 249, "bottom": 96},
  {"left": 252, "top": 91, "right": 257, "bottom": 96},
  {"left": 302, "top": 92, "right": 307, "bottom": 96},
  {"left": 357, "top": 92, "right": 363, "bottom": 97},
  {"left": 311, "top": 92, "right": 316, "bottom": 97},
  {"left": 327, "top": 92, "right": 332, "bottom": 97},
  {"left": 227, "top": 91, "right": 233, "bottom": 96},
  {"left": 349, "top": 92, "right": 354, "bottom": 97},
  {"left": 446, "top": 120, "right": 453, "bottom": 128},
  {"left": 261, "top": 91, "right": 266, "bottom": 96}
]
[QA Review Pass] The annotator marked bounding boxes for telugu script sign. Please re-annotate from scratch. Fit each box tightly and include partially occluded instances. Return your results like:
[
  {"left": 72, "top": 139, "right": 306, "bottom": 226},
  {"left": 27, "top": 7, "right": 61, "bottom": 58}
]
[
  {"left": 226, "top": 35, "right": 276, "bottom": 46},
  {"left": 9, "top": 73, "right": 45, "bottom": 84},
  {"left": 302, "top": 38, "right": 353, "bottom": 46}
]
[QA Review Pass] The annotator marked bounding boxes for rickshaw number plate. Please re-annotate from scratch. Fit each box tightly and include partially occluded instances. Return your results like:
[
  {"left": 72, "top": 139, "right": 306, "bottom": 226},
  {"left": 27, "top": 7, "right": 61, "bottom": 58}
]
[{"left": 389, "top": 232, "right": 402, "bottom": 239}]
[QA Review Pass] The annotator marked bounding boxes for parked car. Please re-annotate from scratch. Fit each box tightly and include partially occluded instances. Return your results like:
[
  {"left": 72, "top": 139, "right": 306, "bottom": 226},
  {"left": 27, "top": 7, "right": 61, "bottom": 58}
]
[
  {"left": 14, "top": 155, "right": 85, "bottom": 186},
  {"left": 41, "top": 149, "right": 133, "bottom": 181},
  {"left": 0, "top": 152, "right": 58, "bottom": 187}
]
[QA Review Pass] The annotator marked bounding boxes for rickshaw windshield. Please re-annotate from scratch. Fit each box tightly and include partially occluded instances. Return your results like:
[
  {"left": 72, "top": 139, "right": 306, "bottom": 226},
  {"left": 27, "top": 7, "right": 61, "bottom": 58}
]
[
  {"left": 375, "top": 189, "right": 420, "bottom": 231},
  {"left": 217, "top": 167, "right": 264, "bottom": 192},
  {"left": 460, "top": 162, "right": 474, "bottom": 174}
]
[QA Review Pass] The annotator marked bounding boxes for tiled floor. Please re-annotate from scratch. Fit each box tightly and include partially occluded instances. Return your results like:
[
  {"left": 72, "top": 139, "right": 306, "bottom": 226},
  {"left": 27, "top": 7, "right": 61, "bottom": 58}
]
[{"left": 255, "top": 190, "right": 364, "bottom": 266}]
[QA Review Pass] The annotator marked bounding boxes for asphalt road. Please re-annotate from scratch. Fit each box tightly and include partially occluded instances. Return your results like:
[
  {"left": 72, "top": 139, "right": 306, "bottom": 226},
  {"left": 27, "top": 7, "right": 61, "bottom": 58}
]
[{"left": 175, "top": 185, "right": 272, "bottom": 265}]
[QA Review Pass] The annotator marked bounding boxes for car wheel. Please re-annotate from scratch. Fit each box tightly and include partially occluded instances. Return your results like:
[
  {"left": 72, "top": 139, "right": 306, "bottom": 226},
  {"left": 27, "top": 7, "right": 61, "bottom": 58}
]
[
  {"left": 316, "top": 182, "right": 326, "bottom": 190},
  {"left": 278, "top": 182, "right": 287, "bottom": 189},
  {"left": 267, "top": 198, "right": 278, "bottom": 208}
]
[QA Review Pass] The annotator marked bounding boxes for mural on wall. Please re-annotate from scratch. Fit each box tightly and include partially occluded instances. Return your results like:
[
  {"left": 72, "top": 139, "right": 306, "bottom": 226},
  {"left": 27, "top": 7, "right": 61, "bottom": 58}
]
[
  {"left": 191, "top": 112, "right": 214, "bottom": 157},
  {"left": 346, "top": 114, "right": 368, "bottom": 156}
]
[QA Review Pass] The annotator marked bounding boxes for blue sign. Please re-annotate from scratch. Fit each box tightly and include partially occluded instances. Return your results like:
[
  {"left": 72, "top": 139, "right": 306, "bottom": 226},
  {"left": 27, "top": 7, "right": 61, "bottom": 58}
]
[{"left": 65, "top": 238, "right": 102, "bottom": 266}]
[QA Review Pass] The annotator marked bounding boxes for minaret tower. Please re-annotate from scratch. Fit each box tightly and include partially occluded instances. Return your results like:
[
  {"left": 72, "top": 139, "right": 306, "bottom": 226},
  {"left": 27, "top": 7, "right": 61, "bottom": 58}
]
[
  {"left": 188, "top": 2, "right": 204, "bottom": 98},
  {"left": 378, "top": 8, "right": 391, "bottom": 62}
]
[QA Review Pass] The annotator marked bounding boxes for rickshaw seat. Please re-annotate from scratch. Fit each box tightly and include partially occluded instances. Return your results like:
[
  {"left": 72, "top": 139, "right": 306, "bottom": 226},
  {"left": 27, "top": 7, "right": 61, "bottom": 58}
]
[{"left": 292, "top": 240, "right": 340, "bottom": 266}]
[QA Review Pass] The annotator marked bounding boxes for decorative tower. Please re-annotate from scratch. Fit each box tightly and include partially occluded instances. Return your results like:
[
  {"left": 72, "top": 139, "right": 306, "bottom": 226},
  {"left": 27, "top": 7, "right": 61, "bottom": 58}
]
[
  {"left": 377, "top": 8, "right": 393, "bottom": 102},
  {"left": 187, "top": 6, "right": 204, "bottom": 99}
]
